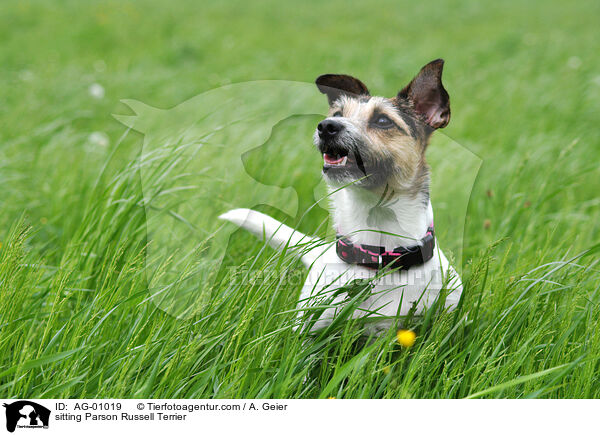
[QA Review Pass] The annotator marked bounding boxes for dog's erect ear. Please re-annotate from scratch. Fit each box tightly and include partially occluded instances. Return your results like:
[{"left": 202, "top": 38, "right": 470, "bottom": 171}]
[
  {"left": 398, "top": 59, "right": 450, "bottom": 129},
  {"left": 315, "top": 74, "right": 370, "bottom": 106}
]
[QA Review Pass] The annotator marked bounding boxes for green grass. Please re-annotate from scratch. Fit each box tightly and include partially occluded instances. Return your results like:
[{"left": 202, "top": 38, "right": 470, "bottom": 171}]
[{"left": 1, "top": 0, "right": 600, "bottom": 398}]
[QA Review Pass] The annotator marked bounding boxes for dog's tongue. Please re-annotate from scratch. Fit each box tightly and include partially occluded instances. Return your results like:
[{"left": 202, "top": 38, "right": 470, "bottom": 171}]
[{"left": 324, "top": 154, "right": 347, "bottom": 165}]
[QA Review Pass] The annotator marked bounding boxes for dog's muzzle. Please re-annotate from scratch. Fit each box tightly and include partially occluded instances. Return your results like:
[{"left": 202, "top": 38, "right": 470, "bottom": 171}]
[
  {"left": 316, "top": 119, "right": 362, "bottom": 173},
  {"left": 315, "top": 118, "right": 392, "bottom": 187}
]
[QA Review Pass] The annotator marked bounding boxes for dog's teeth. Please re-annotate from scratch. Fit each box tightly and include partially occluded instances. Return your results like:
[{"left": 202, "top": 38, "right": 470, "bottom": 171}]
[{"left": 323, "top": 154, "right": 348, "bottom": 166}]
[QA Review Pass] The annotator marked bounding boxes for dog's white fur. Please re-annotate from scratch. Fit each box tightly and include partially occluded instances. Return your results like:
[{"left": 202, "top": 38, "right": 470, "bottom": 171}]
[
  {"left": 219, "top": 184, "right": 462, "bottom": 334},
  {"left": 329, "top": 186, "right": 431, "bottom": 250}
]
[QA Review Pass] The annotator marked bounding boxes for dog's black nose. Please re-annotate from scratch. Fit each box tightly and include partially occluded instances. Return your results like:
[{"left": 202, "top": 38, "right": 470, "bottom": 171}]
[{"left": 317, "top": 119, "right": 343, "bottom": 140}]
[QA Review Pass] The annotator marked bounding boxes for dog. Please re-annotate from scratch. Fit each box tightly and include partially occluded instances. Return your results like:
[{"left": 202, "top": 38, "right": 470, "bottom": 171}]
[{"left": 220, "top": 59, "right": 463, "bottom": 335}]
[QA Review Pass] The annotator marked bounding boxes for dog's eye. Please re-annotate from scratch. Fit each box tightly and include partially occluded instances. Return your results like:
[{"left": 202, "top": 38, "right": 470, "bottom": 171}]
[
  {"left": 372, "top": 114, "right": 393, "bottom": 129},
  {"left": 332, "top": 111, "right": 343, "bottom": 117}
]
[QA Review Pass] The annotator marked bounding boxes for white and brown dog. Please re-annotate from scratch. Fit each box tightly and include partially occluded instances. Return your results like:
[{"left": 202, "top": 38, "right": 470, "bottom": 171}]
[{"left": 220, "top": 59, "right": 462, "bottom": 334}]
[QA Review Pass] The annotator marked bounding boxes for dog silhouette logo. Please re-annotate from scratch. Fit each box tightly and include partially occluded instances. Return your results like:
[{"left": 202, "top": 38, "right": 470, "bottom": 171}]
[{"left": 3, "top": 401, "right": 50, "bottom": 432}]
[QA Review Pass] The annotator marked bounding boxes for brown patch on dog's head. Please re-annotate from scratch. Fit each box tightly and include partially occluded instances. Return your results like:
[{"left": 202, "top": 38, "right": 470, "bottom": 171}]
[{"left": 314, "top": 60, "right": 450, "bottom": 199}]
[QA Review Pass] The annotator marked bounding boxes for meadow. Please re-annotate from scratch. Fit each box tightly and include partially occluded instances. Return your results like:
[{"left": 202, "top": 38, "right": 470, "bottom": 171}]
[{"left": 0, "top": 0, "right": 599, "bottom": 398}]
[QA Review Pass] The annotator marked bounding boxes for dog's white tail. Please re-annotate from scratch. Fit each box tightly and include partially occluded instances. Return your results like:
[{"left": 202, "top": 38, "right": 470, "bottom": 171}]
[{"left": 219, "top": 208, "right": 323, "bottom": 267}]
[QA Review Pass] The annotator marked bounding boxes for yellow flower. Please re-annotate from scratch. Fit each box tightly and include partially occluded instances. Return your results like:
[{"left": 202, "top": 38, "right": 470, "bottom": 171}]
[
  {"left": 382, "top": 366, "right": 391, "bottom": 375},
  {"left": 327, "top": 397, "right": 336, "bottom": 399},
  {"left": 396, "top": 329, "right": 416, "bottom": 348}
]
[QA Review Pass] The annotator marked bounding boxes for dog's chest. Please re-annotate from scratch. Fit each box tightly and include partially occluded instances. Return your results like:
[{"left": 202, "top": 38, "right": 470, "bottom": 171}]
[{"left": 330, "top": 189, "right": 433, "bottom": 251}]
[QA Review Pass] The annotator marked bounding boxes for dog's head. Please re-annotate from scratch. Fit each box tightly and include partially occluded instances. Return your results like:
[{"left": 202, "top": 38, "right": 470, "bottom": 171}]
[{"left": 314, "top": 59, "right": 450, "bottom": 193}]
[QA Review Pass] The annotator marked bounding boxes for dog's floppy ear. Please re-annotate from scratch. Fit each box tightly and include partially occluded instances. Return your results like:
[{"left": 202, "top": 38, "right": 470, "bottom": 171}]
[
  {"left": 316, "top": 74, "right": 370, "bottom": 106},
  {"left": 398, "top": 59, "right": 450, "bottom": 129}
]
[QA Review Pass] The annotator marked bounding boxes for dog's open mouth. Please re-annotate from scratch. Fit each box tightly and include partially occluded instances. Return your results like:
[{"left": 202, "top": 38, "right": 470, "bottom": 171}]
[
  {"left": 320, "top": 145, "right": 368, "bottom": 181},
  {"left": 322, "top": 149, "right": 368, "bottom": 179},
  {"left": 323, "top": 153, "right": 348, "bottom": 167}
]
